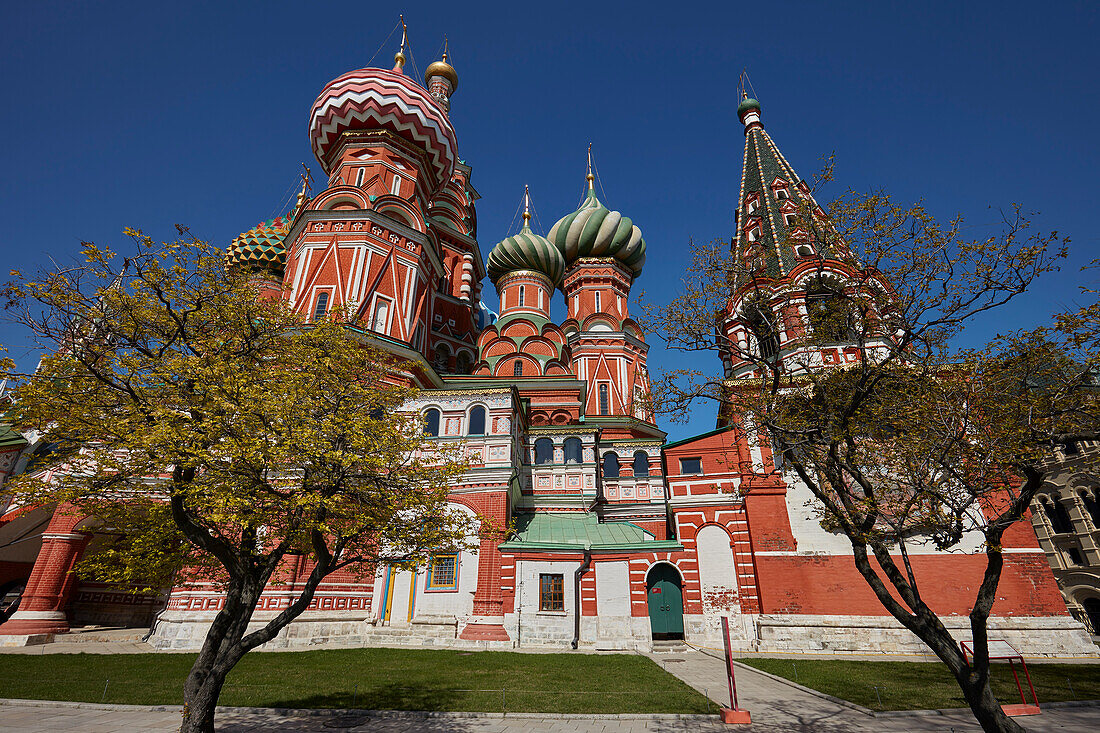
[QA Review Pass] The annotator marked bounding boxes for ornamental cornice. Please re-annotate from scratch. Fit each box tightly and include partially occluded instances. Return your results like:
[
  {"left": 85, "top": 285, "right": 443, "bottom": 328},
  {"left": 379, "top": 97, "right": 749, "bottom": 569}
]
[
  {"left": 419, "top": 387, "right": 514, "bottom": 398},
  {"left": 287, "top": 208, "right": 444, "bottom": 278},
  {"left": 528, "top": 425, "right": 600, "bottom": 435}
]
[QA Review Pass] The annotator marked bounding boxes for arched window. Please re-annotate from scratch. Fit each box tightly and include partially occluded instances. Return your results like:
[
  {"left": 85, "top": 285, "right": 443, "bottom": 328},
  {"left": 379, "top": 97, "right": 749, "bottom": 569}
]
[
  {"left": 602, "top": 452, "right": 620, "bottom": 479},
  {"left": 806, "top": 282, "right": 854, "bottom": 342},
  {"left": 598, "top": 384, "right": 610, "bottom": 415},
  {"left": 563, "top": 438, "right": 583, "bottom": 465},
  {"left": 518, "top": 286, "right": 525, "bottom": 307},
  {"left": 534, "top": 438, "right": 554, "bottom": 465},
  {"left": 313, "top": 292, "right": 330, "bottom": 319},
  {"left": 424, "top": 408, "right": 441, "bottom": 437},
  {"left": 1081, "top": 490, "right": 1100, "bottom": 529},
  {"left": 745, "top": 306, "right": 780, "bottom": 361},
  {"left": 632, "top": 451, "right": 650, "bottom": 477},
  {"left": 455, "top": 352, "right": 472, "bottom": 374},
  {"left": 1045, "top": 497, "right": 1073, "bottom": 534},
  {"left": 468, "top": 406, "right": 486, "bottom": 436},
  {"left": 1083, "top": 597, "right": 1100, "bottom": 636},
  {"left": 513, "top": 359, "right": 523, "bottom": 377},
  {"left": 434, "top": 344, "right": 451, "bottom": 373}
]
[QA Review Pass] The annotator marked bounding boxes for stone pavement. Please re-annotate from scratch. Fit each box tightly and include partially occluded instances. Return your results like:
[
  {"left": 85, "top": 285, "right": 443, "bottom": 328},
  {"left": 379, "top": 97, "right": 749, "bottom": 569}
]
[
  {"left": 647, "top": 647, "right": 1100, "bottom": 732},
  {"left": 1, "top": 636, "right": 1099, "bottom": 731},
  {"left": 0, "top": 697, "right": 1098, "bottom": 732}
]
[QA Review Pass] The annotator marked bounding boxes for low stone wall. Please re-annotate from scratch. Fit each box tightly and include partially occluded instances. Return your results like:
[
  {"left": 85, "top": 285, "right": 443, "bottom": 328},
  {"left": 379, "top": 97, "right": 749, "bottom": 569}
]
[
  {"left": 755, "top": 613, "right": 1098, "bottom": 657},
  {"left": 148, "top": 611, "right": 512, "bottom": 651}
]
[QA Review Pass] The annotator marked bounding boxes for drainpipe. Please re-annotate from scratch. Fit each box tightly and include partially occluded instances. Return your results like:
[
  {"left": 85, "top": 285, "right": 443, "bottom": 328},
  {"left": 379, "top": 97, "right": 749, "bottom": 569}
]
[{"left": 571, "top": 542, "right": 592, "bottom": 650}]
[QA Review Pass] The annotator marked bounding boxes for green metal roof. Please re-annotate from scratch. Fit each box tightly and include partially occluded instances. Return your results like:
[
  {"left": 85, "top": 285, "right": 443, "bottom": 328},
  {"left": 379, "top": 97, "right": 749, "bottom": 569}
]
[
  {"left": 0, "top": 424, "right": 26, "bottom": 450},
  {"left": 500, "top": 512, "right": 682, "bottom": 552}
]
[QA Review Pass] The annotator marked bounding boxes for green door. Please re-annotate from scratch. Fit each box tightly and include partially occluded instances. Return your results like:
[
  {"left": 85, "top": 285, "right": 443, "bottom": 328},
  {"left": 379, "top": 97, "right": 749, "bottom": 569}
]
[{"left": 646, "top": 564, "right": 684, "bottom": 639}]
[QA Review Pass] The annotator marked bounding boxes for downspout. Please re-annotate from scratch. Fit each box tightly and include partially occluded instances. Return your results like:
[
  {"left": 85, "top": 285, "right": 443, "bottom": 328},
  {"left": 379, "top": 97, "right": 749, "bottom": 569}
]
[{"left": 571, "top": 542, "right": 592, "bottom": 650}]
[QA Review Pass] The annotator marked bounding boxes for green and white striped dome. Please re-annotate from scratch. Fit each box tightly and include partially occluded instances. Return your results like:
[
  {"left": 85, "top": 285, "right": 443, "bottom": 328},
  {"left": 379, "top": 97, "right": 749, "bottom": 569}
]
[
  {"left": 548, "top": 187, "right": 645, "bottom": 278},
  {"left": 487, "top": 223, "right": 566, "bottom": 286}
]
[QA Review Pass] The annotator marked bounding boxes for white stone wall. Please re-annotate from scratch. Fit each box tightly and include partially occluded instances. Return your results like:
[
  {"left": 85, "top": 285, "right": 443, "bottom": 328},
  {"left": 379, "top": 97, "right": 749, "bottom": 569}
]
[
  {"left": 594, "top": 560, "right": 633, "bottom": 647},
  {"left": 415, "top": 545, "right": 479, "bottom": 619},
  {"left": 697, "top": 525, "right": 739, "bottom": 614},
  {"left": 755, "top": 613, "right": 1097, "bottom": 657},
  {"left": 784, "top": 472, "right": 985, "bottom": 555},
  {"left": 510, "top": 559, "right": 578, "bottom": 646}
]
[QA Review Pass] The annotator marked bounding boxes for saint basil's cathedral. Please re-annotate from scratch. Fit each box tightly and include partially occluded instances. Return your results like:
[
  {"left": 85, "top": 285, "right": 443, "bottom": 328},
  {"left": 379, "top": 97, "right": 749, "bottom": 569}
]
[{"left": 0, "top": 38, "right": 1094, "bottom": 656}]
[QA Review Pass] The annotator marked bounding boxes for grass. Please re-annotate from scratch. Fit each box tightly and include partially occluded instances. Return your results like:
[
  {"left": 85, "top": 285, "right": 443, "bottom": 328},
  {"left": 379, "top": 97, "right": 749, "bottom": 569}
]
[
  {"left": 0, "top": 648, "right": 714, "bottom": 714},
  {"left": 738, "top": 657, "right": 1100, "bottom": 711}
]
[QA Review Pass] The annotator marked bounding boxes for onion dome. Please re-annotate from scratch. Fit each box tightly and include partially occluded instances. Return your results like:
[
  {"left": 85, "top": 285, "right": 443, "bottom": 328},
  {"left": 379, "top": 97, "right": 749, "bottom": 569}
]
[
  {"left": 226, "top": 216, "right": 291, "bottom": 278},
  {"left": 424, "top": 54, "right": 458, "bottom": 92},
  {"left": 548, "top": 178, "right": 646, "bottom": 279},
  {"left": 487, "top": 223, "right": 565, "bottom": 286},
  {"left": 308, "top": 66, "right": 457, "bottom": 192},
  {"left": 737, "top": 97, "right": 760, "bottom": 119}
]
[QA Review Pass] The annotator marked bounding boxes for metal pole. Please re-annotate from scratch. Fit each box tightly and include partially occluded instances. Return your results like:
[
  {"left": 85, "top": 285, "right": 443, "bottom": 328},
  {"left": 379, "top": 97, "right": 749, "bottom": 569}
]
[
  {"left": 721, "top": 616, "right": 739, "bottom": 710},
  {"left": 101, "top": 679, "right": 110, "bottom": 703}
]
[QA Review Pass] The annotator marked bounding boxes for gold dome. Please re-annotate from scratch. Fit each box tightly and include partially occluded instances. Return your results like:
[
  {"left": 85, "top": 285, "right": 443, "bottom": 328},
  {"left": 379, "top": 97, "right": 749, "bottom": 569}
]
[{"left": 424, "top": 54, "right": 458, "bottom": 92}]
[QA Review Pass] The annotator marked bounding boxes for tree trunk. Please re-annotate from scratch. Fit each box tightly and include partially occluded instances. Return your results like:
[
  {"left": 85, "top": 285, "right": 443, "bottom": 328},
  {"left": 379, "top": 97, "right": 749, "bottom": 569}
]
[
  {"left": 846, "top": 544, "right": 1026, "bottom": 733},
  {"left": 177, "top": 549, "right": 333, "bottom": 733},
  {"left": 180, "top": 670, "right": 228, "bottom": 733},
  {"left": 959, "top": 672, "right": 1026, "bottom": 733},
  {"left": 179, "top": 578, "right": 260, "bottom": 733}
]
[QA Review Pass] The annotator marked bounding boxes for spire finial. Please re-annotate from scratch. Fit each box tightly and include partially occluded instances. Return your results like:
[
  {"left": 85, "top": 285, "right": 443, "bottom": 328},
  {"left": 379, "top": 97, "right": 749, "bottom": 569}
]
[
  {"left": 393, "top": 15, "right": 408, "bottom": 72},
  {"left": 736, "top": 71, "right": 762, "bottom": 133},
  {"left": 522, "top": 185, "right": 531, "bottom": 228},
  {"left": 586, "top": 143, "right": 595, "bottom": 192}
]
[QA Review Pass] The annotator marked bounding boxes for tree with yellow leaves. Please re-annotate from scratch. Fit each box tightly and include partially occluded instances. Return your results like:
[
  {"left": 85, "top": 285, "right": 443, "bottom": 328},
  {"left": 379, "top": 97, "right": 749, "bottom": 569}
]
[
  {"left": 1, "top": 229, "right": 474, "bottom": 733},
  {"left": 641, "top": 165, "right": 1098, "bottom": 733}
]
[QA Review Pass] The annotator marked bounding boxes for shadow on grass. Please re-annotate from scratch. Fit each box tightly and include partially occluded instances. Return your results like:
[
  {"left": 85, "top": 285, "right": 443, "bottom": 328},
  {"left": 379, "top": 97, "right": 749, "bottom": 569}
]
[{"left": 261, "top": 684, "right": 467, "bottom": 713}]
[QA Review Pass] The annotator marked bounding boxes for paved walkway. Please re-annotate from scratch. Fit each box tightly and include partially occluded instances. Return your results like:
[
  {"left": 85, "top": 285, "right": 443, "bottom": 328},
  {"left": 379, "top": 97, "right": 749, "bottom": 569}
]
[
  {"left": 0, "top": 697, "right": 1098, "bottom": 732},
  {"left": 1, "top": 634, "right": 1098, "bottom": 731},
  {"left": 647, "top": 647, "right": 1099, "bottom": 732}
]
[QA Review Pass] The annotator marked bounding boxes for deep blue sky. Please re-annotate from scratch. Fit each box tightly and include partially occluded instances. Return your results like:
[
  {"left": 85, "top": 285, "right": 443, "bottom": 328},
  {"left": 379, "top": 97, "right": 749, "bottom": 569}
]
[{"left": 1, "top": 1, "right": 1096, "bottom": 441}]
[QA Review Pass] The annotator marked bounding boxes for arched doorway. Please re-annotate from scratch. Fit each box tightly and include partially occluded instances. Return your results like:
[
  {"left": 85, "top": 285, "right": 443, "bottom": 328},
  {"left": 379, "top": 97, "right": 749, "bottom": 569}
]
[{"left": 646, "top": 563, "right": 684, "bottom": 640}]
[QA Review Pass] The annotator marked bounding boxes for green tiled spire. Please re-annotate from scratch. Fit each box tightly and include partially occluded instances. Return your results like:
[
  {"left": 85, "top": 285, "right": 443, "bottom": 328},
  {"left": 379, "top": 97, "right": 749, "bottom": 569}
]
[{"left": 732, "top": 97, "right": 839, "bottom": 281}]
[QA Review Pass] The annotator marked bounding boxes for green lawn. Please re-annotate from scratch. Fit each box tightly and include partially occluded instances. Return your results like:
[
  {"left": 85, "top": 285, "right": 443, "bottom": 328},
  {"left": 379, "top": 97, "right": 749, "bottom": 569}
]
[
  {"left": 0, "top": 648, "right": 714, "bottom": 714},
  {"left": 738, "top": 658, "right": 1100, "bottom": 711}
]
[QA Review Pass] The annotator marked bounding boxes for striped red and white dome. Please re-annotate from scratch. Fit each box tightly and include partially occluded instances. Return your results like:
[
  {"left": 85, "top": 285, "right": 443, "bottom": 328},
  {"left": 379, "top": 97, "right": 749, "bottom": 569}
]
[{"left": 308, "top": 67, "right": 458, "bottom": 192}]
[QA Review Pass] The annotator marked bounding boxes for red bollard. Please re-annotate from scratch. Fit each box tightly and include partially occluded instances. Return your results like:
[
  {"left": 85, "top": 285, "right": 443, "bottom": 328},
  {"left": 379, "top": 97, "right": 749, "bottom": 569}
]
[{"left": 719, "top": 616, "right": 752, "bottom": 725}]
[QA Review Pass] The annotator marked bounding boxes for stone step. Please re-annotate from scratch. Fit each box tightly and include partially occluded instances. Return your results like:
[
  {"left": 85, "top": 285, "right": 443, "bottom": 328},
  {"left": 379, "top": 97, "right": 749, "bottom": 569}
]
[
  {"left": 55, "top": 627, "right": 148, "bottom": 643},
  {"left": 652, "top": 640, "right": 689, "bottom": 653},
  {"left": 458, "top": 623, "right": 511, "bottom": 642}
]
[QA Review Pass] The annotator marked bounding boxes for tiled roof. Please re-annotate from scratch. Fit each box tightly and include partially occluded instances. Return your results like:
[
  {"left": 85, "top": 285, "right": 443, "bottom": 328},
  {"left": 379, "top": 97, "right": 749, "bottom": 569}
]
[
  {"left": 0, "top": 424, "right": 27, "bottom": 450},
  {"left": 225, "top": 215, "right": 291, "bottom": 277},
  {"left": 500, "top": 512, "right": 681, "bottom": 551},
  {"left": 732, "top": 115, "right": 840, "bottom": 281}
]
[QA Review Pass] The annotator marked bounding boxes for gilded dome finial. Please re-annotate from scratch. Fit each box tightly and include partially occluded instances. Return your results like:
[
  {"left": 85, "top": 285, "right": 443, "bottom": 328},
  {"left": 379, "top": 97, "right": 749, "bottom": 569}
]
[
  {"left": 522, "top": 184, "right": 532, "bottom": 228},
  {"left": 424, "top": 35, "right": 459, "bottom": 114},
  {"left": 586, "top": 143, "right": 595, "bottom": 192},
  {"left": 393, "top": 15, "right": 408, "bottom": 72}
]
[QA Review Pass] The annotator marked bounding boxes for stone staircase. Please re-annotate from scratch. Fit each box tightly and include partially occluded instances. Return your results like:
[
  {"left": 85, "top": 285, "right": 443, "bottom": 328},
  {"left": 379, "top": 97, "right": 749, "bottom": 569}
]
[{"left": 651, "top": 639, "right": 689, "bottom": 654}]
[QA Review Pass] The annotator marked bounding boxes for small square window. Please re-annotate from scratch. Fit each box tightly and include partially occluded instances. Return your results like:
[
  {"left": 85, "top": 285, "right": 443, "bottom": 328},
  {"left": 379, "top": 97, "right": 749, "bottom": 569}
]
[
  {"left": 427, "top": 554, "right": 458, "bottom": 590},
  {"left": 539, "top": 573, "right": 564, "bottom": 611},
  {"left": 680, "top": 457, "right": 703, "bottom": 475}
]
